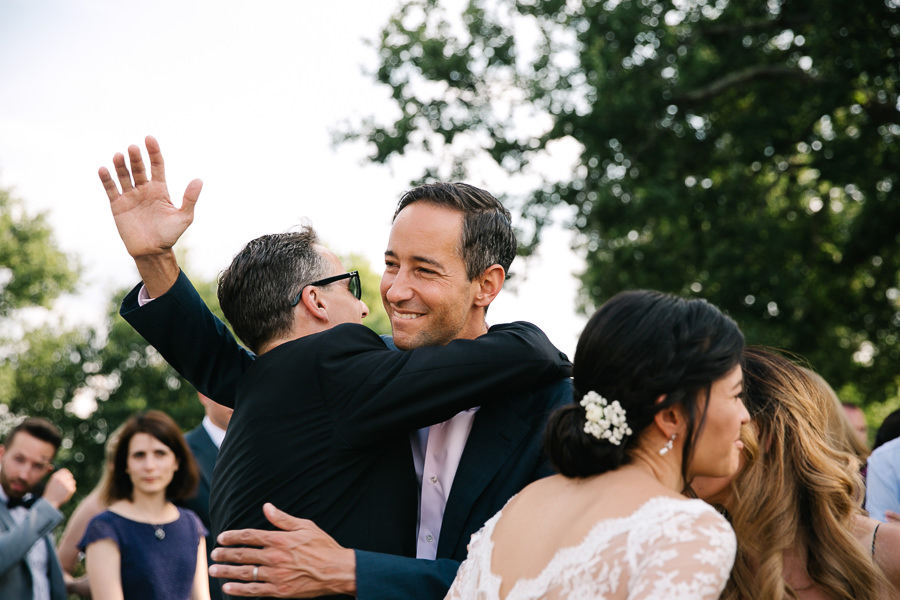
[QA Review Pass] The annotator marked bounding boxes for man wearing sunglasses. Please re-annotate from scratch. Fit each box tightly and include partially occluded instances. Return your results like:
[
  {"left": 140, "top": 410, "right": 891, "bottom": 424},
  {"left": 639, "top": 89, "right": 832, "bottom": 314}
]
[{"left": 102, "top": 137, "right": 572, "bottom": 600}]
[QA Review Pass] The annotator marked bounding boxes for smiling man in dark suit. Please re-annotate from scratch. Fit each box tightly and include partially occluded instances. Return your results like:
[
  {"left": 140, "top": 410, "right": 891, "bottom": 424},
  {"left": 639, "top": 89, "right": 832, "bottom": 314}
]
[
  {"left": 99, "top": 136, "right": 571, "bottom": 600},
  {"left": 209, "top": 184, "right": 574, "bottom": 600}
]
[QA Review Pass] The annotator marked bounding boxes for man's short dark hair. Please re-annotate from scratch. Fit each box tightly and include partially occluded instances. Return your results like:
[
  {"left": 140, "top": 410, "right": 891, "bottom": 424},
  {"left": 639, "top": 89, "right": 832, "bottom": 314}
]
[
  {"left": 217, "top": 226, "right": 328, "bottom": 354},
  {"left": 4, "top": 417, "right": 62, "bottom": 453},
  {"left": 104, "top": 410, "right": 199, "bottom": 504},
  {"left": 394, "top": 183, "right": 516, "bottom": 281}
]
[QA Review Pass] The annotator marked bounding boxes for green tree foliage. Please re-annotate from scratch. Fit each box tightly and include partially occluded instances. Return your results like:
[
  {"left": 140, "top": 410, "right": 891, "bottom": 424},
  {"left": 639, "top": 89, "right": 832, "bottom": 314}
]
[
  {"left": 342, "top": 0, "right": 900, "bottom": 403},
  {"left": 343, "top": 252, "right": 392, "bottom": 336},
  {"left": 1, "top": 272, "right": 224, "bottom": 517},
  {"left": 0, "top": 189, "right": 78, "bottom": 318}
]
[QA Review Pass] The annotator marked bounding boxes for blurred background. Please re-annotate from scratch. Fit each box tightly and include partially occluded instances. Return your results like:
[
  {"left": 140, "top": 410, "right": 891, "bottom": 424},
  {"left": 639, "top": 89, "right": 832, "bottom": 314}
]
[{"left": 1, "top": 0, "right": 898, "bottom": 513}]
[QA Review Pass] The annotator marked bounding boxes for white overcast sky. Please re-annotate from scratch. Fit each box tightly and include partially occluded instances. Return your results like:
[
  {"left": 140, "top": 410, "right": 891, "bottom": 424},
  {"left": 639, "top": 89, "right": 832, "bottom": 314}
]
[{"left": 0, "top": 0, "right": 586, "bottom": 357}]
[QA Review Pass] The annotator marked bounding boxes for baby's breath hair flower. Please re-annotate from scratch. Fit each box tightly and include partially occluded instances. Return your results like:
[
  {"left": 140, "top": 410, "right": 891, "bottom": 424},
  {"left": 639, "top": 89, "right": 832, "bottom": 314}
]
[{"left": 580, "top": 391, "right": 633, "bottom": 446}]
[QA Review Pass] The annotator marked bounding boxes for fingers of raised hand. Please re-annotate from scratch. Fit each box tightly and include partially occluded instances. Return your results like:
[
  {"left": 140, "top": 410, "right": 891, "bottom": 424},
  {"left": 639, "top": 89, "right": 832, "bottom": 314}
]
[
  {"left": 182, "top": 179, "right": 203, "bottom": 212},
  {"left": 128, "top": 144, "right": 149, "bottom": 186},
  {"left": 99, "top": 167, "right": 121, "bottom": 202},
  {"left": 113, "top": 152, "right": 134, "bottom": 193},
  {"left": 145, "top": 135, "right": 167, "bottom": 183}
]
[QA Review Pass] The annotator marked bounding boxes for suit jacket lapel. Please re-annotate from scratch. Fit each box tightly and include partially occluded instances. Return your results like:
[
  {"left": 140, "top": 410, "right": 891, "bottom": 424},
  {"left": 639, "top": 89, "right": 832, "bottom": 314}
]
[
  {"left": 188, "top": 427, "right": 219, "bottom": 482},
  {"left": 0, "top": 504, "right": 15, "bottom": 530},
  {"left": 436, "top": 398, "right": 529, "bottom": 556}
]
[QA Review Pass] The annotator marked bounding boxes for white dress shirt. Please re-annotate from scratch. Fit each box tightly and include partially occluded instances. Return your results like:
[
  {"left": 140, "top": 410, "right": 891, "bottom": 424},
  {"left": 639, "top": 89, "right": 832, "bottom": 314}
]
[
  {"left": 201, "top": 415, "right": 226, "bottom": 449},
  {"left": 412, "top": 407, "right": 478, "bottom": 559}
]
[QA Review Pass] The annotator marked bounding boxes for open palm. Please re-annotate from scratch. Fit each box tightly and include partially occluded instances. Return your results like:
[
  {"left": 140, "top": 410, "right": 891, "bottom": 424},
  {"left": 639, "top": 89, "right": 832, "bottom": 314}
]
[{"left": 100, "top": 135, "right": 202, "bottom": 258}]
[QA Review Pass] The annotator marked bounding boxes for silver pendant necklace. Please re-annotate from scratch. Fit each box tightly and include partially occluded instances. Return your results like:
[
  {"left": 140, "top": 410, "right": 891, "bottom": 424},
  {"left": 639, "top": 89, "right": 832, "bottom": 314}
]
[{"left": 153, "top": 524, "right": 166, "bottom": 540}]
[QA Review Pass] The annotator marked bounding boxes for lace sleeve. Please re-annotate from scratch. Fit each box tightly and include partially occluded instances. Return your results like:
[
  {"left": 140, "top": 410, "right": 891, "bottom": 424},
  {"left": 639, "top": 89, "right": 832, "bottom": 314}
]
[
  {"left": 627, "top": 502, "right": 736, "bottom": 600},
  {"left": 443, "top": 510, "right": 502, "bottom": 600}
]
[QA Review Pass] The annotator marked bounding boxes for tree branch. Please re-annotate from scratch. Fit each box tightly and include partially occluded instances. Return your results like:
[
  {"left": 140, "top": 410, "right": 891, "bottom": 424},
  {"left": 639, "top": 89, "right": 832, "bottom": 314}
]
[
  {"left": 697, "top": 15, "right": 814, "bottom": 37},
  {"left": 675, "top": 65, "right": 815, "bottom": 105}
]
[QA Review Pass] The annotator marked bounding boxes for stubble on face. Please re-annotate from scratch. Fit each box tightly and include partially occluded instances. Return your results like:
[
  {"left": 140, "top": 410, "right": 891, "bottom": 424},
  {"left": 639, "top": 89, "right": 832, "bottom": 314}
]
[
  {"left": 0, "top": 434, "right": 55, "bottom": 500},
  {"left": 381, "top": 203, "right": 483, "bottom": 350}
]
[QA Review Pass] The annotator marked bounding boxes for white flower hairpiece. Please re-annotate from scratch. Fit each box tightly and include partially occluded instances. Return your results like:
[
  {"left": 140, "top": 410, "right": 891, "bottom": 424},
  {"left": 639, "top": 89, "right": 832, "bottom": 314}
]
[{"left": 580, "top": 391, "right": 633, "bottom": 446}]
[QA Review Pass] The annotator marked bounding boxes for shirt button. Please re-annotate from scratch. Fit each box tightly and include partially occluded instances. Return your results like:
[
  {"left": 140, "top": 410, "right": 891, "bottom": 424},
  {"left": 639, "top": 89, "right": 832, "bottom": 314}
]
[
  {"left": 425, "top": 534, "right": 434, "bottom": 543},
  {"left": 430, "top": 476, "right": 438, "bottom": 484}
]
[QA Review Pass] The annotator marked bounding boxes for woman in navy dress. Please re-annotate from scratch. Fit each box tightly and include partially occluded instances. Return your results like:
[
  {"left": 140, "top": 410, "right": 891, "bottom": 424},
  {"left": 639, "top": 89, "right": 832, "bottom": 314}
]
[{"left": 79, "top": 410, "right": 209, "bottom": 600}]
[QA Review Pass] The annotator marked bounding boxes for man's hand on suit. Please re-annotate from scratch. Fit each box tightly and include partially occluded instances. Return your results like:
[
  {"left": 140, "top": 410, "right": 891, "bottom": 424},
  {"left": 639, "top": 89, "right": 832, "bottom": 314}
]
[{"left": 209, "top": 503, "right": 357, "bottom": 598}]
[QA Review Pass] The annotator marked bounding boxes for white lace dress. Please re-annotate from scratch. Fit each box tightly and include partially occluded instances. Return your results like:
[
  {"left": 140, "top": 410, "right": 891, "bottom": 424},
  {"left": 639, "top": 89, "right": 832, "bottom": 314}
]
[{"left": 444, "top": 496, "right": 736, "bottom": 600}]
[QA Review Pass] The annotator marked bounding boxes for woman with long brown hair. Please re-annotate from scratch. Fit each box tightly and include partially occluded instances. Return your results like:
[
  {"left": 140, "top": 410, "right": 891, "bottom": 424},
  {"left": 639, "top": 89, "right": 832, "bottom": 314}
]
[{"left": 693, "top": 348, "right": 900, "bottom": 599}]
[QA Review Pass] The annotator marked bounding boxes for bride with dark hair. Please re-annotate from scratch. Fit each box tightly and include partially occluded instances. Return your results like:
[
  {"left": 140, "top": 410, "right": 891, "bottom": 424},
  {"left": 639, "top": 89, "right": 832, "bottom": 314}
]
[{"left": 445, "top": 289, "right": 749, "bottom": 599}]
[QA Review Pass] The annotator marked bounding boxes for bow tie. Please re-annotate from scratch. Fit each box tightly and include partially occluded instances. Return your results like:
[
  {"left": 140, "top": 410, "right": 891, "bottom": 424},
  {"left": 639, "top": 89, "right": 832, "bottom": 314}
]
[{"left": 7, "top": 495, "right": 36, "bottom": 510}]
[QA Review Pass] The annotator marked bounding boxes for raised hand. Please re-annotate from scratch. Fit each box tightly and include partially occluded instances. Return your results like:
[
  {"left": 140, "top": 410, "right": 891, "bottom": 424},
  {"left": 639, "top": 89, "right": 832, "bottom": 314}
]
[
  {"left": 100, "top": 135, "right": 202, "bottom": 258},
  {"left": 100, "top": 136, "right": 202, "bottom": 296},
  {"left": 43, "top": 468, "right": 76, "bottom": 509}
]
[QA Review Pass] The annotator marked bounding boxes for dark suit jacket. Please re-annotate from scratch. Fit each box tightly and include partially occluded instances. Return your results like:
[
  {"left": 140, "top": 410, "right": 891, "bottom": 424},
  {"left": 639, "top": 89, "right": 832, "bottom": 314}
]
[
  {"left": 354, "top": 378, "right": 571, "bottom": 599},
  {"left": 180, "top": 425, "right": 222, "bottom": 600},
  {"left": 0, "top": 498, "right": 68, "bottom": 600},
  {"left": 120, "top": 271, "right": 571, "bottom": 600}
]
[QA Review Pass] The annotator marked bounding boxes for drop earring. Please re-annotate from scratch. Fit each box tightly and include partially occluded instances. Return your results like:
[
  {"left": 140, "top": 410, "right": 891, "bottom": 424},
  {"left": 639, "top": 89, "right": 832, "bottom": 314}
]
[{"left": 659, "top": 433, "right": 676, "bottom": 456}]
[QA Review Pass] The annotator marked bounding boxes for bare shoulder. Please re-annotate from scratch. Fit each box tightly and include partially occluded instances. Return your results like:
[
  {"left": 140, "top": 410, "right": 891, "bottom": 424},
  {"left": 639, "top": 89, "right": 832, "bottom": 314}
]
[{"left": 873, "top": 520, "right": 900, "bottom": 588}]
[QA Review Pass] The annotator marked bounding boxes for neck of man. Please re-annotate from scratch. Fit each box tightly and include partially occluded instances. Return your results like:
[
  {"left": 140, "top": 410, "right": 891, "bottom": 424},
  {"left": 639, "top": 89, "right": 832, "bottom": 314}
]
[{"left": 258, "top": 321, "right": 334, "bottom": 355}]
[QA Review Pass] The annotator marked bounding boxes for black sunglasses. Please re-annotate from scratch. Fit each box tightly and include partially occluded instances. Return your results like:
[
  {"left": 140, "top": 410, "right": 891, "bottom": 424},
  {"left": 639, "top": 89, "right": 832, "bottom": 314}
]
[{"left": 291, "top": 271, "right": 361, "bottom": 306}]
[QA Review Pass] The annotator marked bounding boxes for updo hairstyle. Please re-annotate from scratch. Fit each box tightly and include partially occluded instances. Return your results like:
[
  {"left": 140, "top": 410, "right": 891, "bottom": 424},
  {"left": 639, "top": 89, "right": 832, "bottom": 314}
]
[{"left": 544, "top": 290, "right": 744, "bottom": 479}]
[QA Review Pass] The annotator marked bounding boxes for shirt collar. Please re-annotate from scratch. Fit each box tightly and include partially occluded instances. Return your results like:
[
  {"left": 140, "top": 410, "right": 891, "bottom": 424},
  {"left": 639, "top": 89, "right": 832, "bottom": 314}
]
[{"left": 201, "top": 416, "right": 227, "bottom": 448}]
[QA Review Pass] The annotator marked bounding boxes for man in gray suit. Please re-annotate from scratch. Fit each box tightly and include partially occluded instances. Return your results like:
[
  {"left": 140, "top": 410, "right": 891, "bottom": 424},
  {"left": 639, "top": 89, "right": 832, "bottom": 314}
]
[{"left": 0, "top": 417, "right": 76, "bottom": 600}]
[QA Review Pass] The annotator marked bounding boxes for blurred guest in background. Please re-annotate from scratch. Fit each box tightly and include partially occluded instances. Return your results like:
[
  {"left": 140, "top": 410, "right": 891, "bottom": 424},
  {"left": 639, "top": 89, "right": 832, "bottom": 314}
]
[
  {"left": 873, "top": 408, "right": 900, "bottom": 451},
  {"left": 56, "top": 423, "right": 124, "bottom": 597},
  {"left": 693, "top": 348, "right": 900, "bottom": 599},
  {"left": 79, "top": 410, "right": 208, "bottom": 600},
  {"left": 843, "top": 402, "right": 870, "bottom": 449},
  {"left": 0, "top": 417, "right": 76, "bottom": 600}
]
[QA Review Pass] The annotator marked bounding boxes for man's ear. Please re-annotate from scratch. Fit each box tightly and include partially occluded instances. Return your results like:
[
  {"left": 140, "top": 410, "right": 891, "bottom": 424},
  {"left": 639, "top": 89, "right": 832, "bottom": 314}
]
[
  {"left": 299, "top": 286, "right": 329, "bottom": 323},
  {"left": 473, "top": 264, "right": 506, "bottom": 308}
]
